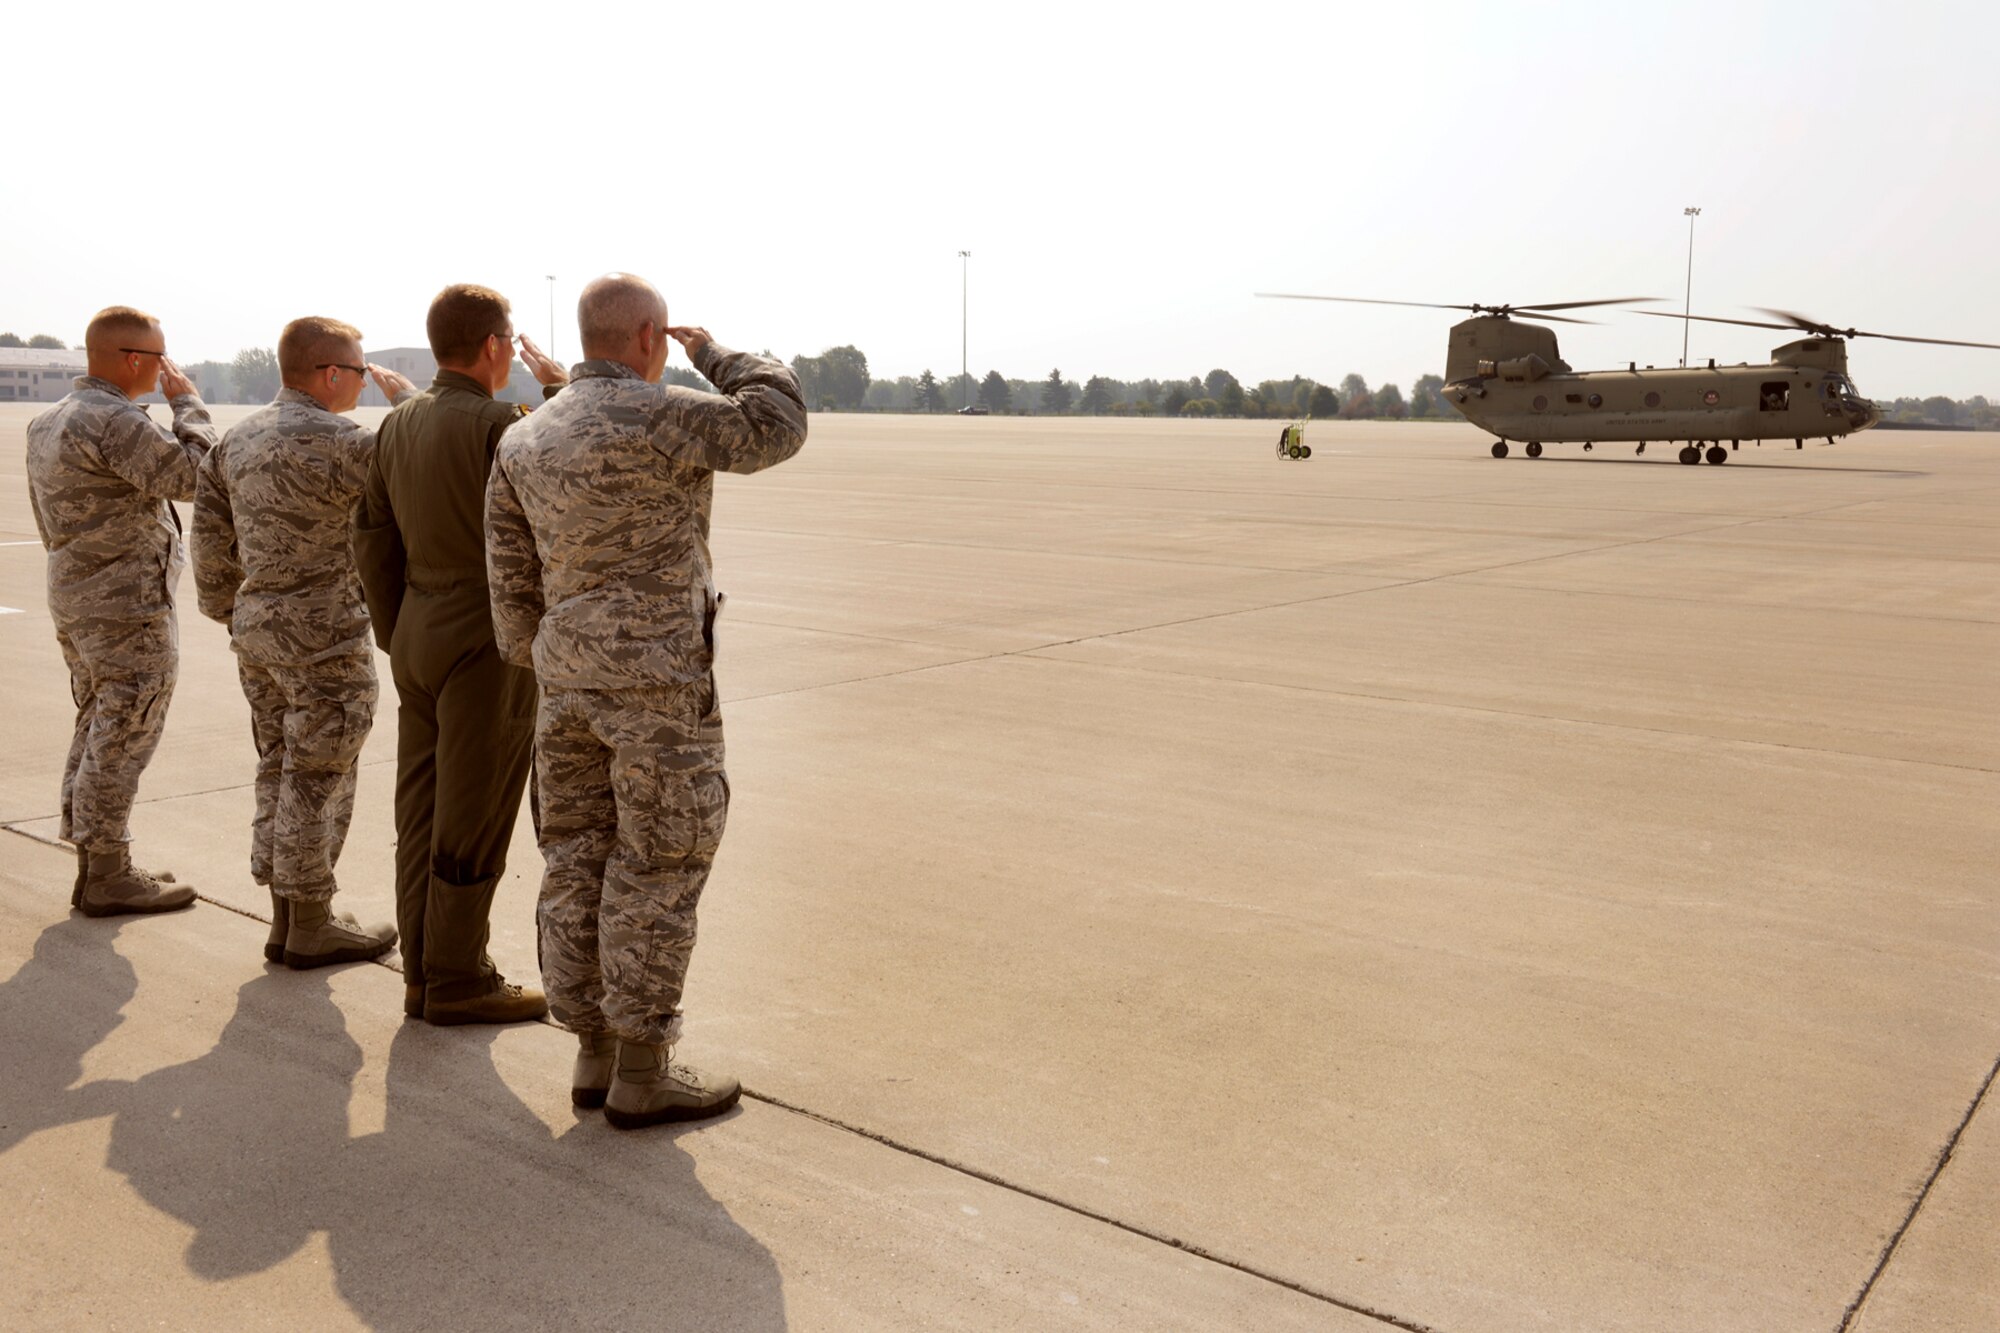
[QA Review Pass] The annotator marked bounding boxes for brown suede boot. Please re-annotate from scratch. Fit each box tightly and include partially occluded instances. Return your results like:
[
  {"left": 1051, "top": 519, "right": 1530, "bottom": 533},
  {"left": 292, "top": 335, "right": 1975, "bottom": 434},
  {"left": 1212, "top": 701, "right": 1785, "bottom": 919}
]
[
  {"left": 263, "top": 891, "right": 290, "bottom": 964},
  {"left": 405, "top": 984, "right": 425, "bottom": 1020},
  {"left": 424, "top": 978, "right": 548, "bottom": 1027},
  {"left": 78, "top": 847, "right": 195, "bottom": 918},
  {"left": 571, "top": 1031, "right": 616, "bottom": 1109},
  {"left": 603, "top": 1040, "right": 741, "bottom": 1129},
  {"left": 282, "top": 898, "right": 396, "bottom": 970}
]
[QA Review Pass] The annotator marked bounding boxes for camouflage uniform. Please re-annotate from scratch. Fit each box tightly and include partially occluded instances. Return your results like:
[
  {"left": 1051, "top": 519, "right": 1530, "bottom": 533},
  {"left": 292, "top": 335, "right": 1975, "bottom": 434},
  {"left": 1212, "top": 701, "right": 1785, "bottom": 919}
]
[
  {"left": 25, "top": 377, "right": 216, "bottom": 852},
  {"left": 486, "top": 343, "right": 806, "bottom": 1045},
  {"left": 192, "top": 387, "right": 404, "bottom": 903}
]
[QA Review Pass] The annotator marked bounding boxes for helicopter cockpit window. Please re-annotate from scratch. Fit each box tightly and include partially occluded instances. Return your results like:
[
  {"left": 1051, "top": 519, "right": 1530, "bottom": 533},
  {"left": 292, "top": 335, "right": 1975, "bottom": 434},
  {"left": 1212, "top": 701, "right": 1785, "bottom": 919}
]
[{"left": 1760, "top": 381, "right": 1789, "bottom": 412}]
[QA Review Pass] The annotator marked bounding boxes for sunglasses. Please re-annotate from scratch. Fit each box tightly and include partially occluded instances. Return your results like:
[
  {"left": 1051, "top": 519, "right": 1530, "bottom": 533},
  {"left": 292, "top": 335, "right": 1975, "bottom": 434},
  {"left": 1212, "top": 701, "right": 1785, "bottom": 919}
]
[
  {"left": 119, "top": 348, "right": 168, "bottom": 358},
  {"left": 316, "top": 363, "right": 368, "bottom": 376}
]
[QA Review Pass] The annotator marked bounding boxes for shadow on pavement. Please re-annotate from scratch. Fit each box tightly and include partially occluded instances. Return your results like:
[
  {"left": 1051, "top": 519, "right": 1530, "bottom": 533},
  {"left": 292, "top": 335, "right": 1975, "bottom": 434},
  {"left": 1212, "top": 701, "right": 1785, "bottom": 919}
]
[
  {"left": 0, "top": 917, "right": 136, "bottom": 1154},
  {"left": 1, "top": 922, "right": 786, "bottom": 1330}
]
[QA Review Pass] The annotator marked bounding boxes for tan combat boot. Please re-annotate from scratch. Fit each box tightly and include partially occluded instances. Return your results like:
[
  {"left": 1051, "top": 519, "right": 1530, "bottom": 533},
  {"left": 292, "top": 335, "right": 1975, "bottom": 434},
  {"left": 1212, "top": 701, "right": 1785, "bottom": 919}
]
[
  {"left": 71, "top": 845, "right": 87, "bottom": 908},
  {"left": 78, "top": 847, "right": 196, "bottom": 918},
  {"left": 424, "top": 978, "right": 549, "bottom": 1027},
  {"left": 571, "top": 1031, "right": 617, "bottom": 1109},
  {"left": 281, "top": 898, "right": 397, "bottom": 970},
  {"left": 603, "top": 1040, "right": 741, "bottom": 1129},
  {"left": 263, "top": 890, "right": 290, "bottom": 964}
]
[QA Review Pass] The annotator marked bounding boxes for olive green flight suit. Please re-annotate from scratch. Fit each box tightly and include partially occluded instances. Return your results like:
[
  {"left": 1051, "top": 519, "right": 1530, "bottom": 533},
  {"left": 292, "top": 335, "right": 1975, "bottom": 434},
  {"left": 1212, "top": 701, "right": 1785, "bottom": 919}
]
[{"left": 355, "top": 372, "right": 545, "bottom": 1004}]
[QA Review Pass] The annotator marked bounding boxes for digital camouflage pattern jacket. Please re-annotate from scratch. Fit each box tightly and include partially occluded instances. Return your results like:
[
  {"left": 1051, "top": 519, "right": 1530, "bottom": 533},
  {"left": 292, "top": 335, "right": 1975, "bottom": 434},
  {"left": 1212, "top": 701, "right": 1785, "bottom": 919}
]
[
  {"left": 485, "top": 342, "right": 807, "bottom": 690},
  {"left": 193, "top": 386, "right": 409, "bottom": 666},
  {"left": 26, "top": 377, "right": 216, "bottom": 624}
]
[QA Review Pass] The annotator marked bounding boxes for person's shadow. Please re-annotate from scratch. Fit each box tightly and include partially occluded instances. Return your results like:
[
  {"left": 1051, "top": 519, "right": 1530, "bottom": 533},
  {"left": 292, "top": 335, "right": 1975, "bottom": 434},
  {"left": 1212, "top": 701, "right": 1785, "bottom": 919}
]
[
  {"left": 100, "top": 968, "right": 788, "bottom": 1329},
  {"left": 0, "top": 917, "right": 137, "bottom": 1155}
]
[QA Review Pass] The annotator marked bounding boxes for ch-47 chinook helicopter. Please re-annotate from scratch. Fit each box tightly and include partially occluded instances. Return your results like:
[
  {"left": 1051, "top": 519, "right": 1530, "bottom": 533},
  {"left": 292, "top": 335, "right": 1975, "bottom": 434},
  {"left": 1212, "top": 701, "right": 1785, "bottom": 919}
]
[{"left": 1256, "top": 293, "right": 2000, "bottom": 464}]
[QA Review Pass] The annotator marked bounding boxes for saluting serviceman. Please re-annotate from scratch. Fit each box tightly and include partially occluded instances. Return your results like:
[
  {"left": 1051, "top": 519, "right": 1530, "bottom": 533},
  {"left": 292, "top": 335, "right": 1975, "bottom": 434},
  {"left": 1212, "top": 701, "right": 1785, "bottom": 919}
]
[
  {"left": 355, "top": 284, "right": 566, "bottom": 1026},
  {"left": 486, "top": 273, "right": 806, "bottom": 1127},
  {"left": 26, "top": 306, "right": 216, "bottom": 916},
  {"left": 191, "top": 317, "right": 417, "bottom": 969}
]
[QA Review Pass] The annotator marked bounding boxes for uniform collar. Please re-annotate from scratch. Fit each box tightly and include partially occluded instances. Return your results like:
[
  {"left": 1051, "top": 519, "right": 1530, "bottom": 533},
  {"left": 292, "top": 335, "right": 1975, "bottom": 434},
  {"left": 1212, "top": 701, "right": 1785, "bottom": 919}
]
[
  {"left": 431, "top": 369, "right": 493, "bottom": 398},
  {"left": 76, "top": 375, "right": 129, "bottom": 400},
  {"left": 276, "top": 386, "right": 335, "bottom": 412},
  {"left": 572, "top": 359, "right": 645, "bottom": 383}
]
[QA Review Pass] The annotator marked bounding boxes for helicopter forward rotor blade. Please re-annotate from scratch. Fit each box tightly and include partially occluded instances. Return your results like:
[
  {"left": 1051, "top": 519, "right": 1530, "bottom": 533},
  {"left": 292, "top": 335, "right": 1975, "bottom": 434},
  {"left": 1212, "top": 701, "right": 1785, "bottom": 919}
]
[
  {"left": 1253, "top": 293, "right": 1479, "bottom": 312},
  {"left": 1635, "top": 311, "right": 1799, "bottom": 332},
  {"left": 1751, "top": 307, "right": 2000, "bottom": 350},
  {"left": 1514, "top": 297, "right": 1661, "bottom": 312},
  {"left": 1515, "top": 312, "right": 1597, "bottom": 325}
]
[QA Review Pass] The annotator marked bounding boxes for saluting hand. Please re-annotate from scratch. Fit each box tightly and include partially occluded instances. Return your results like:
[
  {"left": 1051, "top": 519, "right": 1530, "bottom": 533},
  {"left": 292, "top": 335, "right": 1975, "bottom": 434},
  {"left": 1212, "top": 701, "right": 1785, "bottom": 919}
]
[
  {"left": 518, "top": 334, "right": 569, "bottom": 388},
  {"left": 667, "top": 326, "right": 712, "bottom": 361},
  {"left": 157, "top": 356, "right": 197, "bottom": 400},
  {"left": 368, "top": 364, "right": 417, "bottom": 400}
]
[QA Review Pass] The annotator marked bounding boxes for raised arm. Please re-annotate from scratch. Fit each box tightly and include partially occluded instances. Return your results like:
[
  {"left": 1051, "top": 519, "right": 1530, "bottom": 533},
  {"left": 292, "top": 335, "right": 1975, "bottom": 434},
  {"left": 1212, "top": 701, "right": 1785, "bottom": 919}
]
[
  {"left": 96, "top": 389, "right": 215, "bottom": 504},
  {"left": 190, "top": 443, "right": 243, "bottom": 627},
  {"left": 647, "top": 339, "right": 807, "bottom": 476},
  {"left": 484, "top": 457, "right": 544, "bottom": 669}
]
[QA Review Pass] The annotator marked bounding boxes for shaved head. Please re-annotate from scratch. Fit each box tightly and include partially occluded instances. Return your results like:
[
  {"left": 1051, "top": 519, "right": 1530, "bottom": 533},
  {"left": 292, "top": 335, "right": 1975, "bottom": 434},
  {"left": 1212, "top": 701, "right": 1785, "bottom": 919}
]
[
  {"left": 83, "top": 306, "right": 161, "bottom": 357},
  {"left": 577, "top": 273, "right": 667, "bottom": 360}
]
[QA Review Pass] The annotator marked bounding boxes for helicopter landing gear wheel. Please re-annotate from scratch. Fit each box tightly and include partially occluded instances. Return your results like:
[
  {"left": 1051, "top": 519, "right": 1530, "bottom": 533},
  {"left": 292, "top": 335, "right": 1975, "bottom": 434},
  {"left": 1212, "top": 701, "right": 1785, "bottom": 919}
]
[
  {"left": 1583, "top": 442, "right": 1593, "bottom": 452},
  {"left": 1705, "top": 445, "right": 1728, "bottom": 465},
  {"left": 1677, "top": 445, "right": 1699, "bottom": 465},
  {"left": 1795, "top": 438, "right": 1804, "bottom": 449},
  {"left": 1491, "top": 442, "right": 1509, "bottom": 459},
  {"left": 1525, "top": 442, "right": 1543, "bottom": 458}
]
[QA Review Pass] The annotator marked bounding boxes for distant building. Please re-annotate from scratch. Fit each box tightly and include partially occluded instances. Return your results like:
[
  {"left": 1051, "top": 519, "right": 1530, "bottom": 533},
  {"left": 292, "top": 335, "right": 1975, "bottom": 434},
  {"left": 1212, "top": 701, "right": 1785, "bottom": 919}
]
[
  {"left": 0, "top": 347, "right": 89, "bottom": 403},
  {"left": 358, "top": 347, "right": 549, "bottom": 409}
]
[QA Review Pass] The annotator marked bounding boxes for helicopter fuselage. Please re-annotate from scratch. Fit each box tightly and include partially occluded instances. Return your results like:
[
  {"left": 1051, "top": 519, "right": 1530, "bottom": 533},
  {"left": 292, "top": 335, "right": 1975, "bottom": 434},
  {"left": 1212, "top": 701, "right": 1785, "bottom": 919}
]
[{"left": 1441, "top": 317, "right": 1880, "bottom": 446}]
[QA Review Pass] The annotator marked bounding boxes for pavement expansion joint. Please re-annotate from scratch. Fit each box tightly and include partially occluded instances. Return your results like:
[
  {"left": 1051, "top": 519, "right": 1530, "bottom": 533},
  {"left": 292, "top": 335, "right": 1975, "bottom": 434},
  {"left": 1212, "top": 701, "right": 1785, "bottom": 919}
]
[
  {"left": 1, "top": 820, "right": 1439, "bottom": 1332},
  {"left": 1016, "top": 652, "right": 2000, "bottom": 776},
  {"left": 1835, "top": 1048, "right": 2000, "bottom": 1332}
]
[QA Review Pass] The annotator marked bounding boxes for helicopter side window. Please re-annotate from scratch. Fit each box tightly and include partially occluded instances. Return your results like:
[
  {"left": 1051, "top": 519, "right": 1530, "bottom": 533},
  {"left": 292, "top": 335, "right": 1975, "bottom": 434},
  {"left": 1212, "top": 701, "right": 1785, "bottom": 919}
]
[{"left": 1759, "top": 381, "right": 1789, "bottom": 412}]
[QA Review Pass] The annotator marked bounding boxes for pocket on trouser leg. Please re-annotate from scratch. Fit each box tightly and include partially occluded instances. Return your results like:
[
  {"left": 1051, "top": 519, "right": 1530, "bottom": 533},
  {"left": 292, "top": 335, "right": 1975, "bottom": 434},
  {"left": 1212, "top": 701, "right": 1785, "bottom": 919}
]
[{"left": 627, "top": 770, "right": 729, "bottom": 864}]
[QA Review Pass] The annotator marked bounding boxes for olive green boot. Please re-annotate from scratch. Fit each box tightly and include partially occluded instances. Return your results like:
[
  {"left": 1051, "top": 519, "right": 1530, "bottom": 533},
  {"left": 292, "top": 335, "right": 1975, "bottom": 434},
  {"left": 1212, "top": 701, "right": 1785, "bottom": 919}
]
[
  {"left": 78, "top": 847, "right": 195, "bottom": 918},
  {"left": 282, "top": 898, "right": 397, "bottom": 970},
  {"left": 603, "top": 1041, "right": 741, "bottom": 1129},
  {"left": 571, "top": 1031, "right": 617, "bottom": 1109},
  {"left": 71, "top": 845, "right": 87, "bottom": 908}
]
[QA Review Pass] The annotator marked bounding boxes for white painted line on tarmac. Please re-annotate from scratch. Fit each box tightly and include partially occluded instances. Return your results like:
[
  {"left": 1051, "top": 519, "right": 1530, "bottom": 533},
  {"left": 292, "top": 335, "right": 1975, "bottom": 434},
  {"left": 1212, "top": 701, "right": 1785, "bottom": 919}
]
[
  {"left": 0, "top": 607, "right": 22, "bottom": 616},
  {"left": 0, "top": 540, "right": 44, "bottom": 547}
]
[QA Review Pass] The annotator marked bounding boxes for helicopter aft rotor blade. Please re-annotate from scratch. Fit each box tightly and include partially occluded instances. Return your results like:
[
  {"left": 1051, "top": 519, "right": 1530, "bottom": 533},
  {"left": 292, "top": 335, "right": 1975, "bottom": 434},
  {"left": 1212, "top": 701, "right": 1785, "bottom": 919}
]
[{"left": 1750, "top": 307, "right": 2000, "bottom": 350}]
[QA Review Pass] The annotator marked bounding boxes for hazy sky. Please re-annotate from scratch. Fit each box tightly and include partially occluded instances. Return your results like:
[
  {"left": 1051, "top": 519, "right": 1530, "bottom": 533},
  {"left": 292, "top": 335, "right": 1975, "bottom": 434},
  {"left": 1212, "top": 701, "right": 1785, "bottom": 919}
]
[{"left": 7, "top": 1, "right": 1999, "bottom": 398}]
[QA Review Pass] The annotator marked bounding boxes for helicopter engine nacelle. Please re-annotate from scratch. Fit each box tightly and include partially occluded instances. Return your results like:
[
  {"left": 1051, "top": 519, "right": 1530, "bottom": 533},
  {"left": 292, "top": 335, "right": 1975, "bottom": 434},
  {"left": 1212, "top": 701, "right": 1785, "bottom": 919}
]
[
  {"left": 1445, "top": 316, "right": 1572, "bottom": 383},
  {"left": 1494, "top": 354, "right": 1551, "bottom": 383}
]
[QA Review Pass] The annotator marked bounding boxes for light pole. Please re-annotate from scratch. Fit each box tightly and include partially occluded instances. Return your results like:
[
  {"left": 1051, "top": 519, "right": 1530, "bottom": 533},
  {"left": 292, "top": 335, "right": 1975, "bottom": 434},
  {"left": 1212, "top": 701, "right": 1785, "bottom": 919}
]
[
  {"left": 958, "top": 250, "right": 971, "bottom": 410},
  {"left": 1681, "top": 207, "right": 1701, "bottom": 368},
  {"left": 546, "top": 274, "right": 557, "bottom": 362}
]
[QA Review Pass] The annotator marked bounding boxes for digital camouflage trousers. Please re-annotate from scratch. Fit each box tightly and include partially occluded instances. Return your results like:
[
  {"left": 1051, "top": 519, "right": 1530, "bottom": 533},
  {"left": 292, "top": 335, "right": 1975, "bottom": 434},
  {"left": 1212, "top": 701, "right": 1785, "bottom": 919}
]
[
  {"left": 57, "top": 612, "right": 177, "bottom": 851},
  {"left": 237, "top": 651, "right": 377, "bottom": 902},
  {"left": 535, "top": 680, "right": 728, "bottom": 1047}
]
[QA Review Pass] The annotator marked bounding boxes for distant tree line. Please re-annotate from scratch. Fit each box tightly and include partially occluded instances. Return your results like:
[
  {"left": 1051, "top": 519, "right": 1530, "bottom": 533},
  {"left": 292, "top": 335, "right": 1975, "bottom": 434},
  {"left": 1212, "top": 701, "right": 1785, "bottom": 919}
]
[
  {"left": 38, "top": 330, "right": 1997, "bottom": 429},
  {"left": 1880, "top": 395, "right": 2000, "bottom": 429},
  {"left": 783, "top": 345, "right": 1466, "bottom": 420}
]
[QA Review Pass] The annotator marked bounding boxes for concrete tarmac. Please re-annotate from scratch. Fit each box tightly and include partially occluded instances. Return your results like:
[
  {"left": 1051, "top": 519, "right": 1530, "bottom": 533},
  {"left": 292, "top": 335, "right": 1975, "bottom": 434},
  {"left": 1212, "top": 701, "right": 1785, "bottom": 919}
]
[{"left": 1, "top": 407, "right": 1994, "bottom": 1331}]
